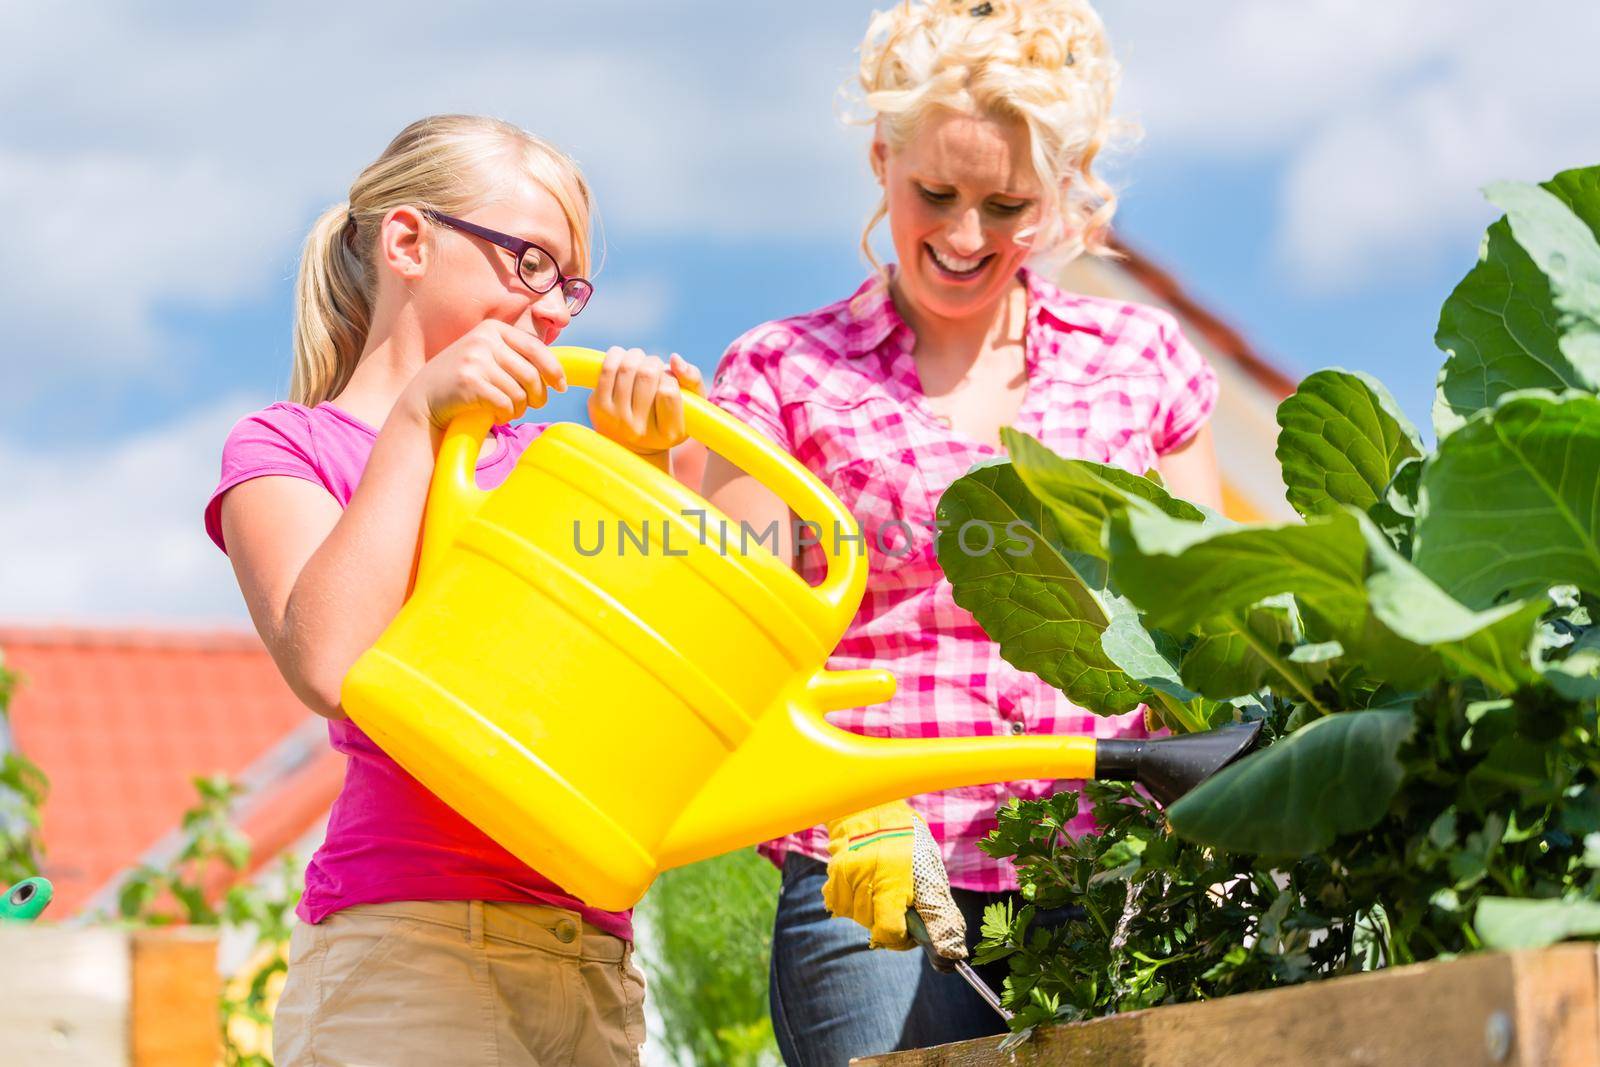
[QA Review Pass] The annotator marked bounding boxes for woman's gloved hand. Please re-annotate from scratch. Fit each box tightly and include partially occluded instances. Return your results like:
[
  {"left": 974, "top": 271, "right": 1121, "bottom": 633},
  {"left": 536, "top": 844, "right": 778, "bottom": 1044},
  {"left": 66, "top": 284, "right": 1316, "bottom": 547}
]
[{"left": 822, "top": 800, "right": 968, "bottom": 963}]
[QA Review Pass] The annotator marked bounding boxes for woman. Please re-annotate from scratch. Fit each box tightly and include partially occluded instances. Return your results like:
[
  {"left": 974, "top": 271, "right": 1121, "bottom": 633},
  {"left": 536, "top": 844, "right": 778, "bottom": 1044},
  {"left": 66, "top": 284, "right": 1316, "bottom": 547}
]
[{"left": 701, "top": 2, "right": 1223, "bottom": 1062}]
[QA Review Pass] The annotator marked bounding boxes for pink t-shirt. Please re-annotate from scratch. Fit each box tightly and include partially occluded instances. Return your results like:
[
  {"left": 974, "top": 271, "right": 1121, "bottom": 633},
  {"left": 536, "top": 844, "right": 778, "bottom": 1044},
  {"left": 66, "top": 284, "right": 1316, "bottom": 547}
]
[{"left": 204, "top": 401, "right": 632, "bottom": 939}]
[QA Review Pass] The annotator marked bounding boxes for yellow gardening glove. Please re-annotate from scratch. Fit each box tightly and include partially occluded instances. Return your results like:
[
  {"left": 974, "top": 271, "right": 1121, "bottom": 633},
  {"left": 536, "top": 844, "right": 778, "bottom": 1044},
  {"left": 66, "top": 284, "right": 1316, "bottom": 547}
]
[{"left": 822, "top": 800, "right": 968, "bottom": 963}]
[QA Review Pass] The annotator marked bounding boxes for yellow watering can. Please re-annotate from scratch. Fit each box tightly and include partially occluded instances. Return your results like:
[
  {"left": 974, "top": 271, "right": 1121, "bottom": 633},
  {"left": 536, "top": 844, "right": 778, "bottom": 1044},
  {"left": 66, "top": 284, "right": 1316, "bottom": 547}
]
[{"left": 340, "top": 346, "right": 1260, "bottom": 911}]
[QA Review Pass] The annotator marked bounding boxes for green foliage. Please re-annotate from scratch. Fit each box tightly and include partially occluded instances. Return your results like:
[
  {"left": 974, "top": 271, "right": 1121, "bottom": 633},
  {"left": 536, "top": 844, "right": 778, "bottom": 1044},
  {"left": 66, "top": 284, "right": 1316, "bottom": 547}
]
[
  {"left": 1107, "top": 505, "right": 1440, "bottom": 700},
  {"left": 114, "top": 775, "right": 302, "bottom": 1067},
  {"left": 979, "top": 678, "right": 1600, "bottom": 1022},
  {"left": 974, "top": 780, "right": 1339, "bottom": 1025},
  {"left": 1484, "top": 181, "right": 1600, "bottom": 386},
  {"left": 938, "top": 458, "right": 1203, "bottom": 729},
  {"left": 0, "top": 651, "right": 49, "bottom": 886},
  {"left": 1433, "top": 168, "right": 1600, "bottom": 436},
  {"left": 1167, "top": 707, "right": 1414, "bottom": 856},
  {"left": 1475, "top": 896, "right": 1600, "bottom": 950},
  {"left": 219, "top": 855, "right": 302, "bottom": 1067},
  {"left": 115, "top": 775, "right": 254, "bottom": 924},
  {"left": 636, "top": 849, "right": 780, "bottom": 1067},
  {"left": 1276, "top": 368, "right": 1423, "bottom": 519},
  {"left": 937, "top": 440, "right": 1234, "bottom": 734},
  {"left": 943, "top": 163, "right": 1600, "bottom": 1032},
  {"left": 1413, "top": 392, "right": 1600, "bottom": 608}
]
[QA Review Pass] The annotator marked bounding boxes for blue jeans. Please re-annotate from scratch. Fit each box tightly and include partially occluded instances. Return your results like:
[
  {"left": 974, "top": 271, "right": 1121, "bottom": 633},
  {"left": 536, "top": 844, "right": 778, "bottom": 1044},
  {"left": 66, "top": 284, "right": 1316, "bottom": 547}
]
[{"left": 768, "top": 852, "right": 1014, "bottom": 1065}]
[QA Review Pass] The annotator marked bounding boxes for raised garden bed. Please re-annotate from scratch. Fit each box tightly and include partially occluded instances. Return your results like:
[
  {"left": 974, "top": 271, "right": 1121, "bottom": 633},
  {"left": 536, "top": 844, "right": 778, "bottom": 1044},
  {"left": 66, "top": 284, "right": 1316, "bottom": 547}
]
[
  {"left": 0, "top": 924, "right": 221, "bottom": 1067},
  {"left": 857, "top": 945, "right": 1600, "bottom": 1066}
]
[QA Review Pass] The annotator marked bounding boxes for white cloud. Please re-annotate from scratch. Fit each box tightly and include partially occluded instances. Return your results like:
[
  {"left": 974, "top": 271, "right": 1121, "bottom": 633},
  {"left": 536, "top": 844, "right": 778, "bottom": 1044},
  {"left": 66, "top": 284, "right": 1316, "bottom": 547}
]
[
  {"left": 0, "top": 2, "right": 873, "bottom": 415},
  {"left": 1276, "top": 82, "right": 1522, "bottom": 292},
  {"left": 0, "top": 150, "right": 302, "bottom": 405},
  {"left": 9, "top": 0, "right": 1600, "bottom": 402},
  {"left": 1101, "top": 0, "right": 1600, "bottom": 290},
  {"left": 0, "top": 261, "right": 670, "bottom": 626},
  {"left": 0, "top": 395, "right": 261, "bottom": 625},
  {"left": 11, "top": 0, "right": 1600, "bottom": 629},
  {"left": 1106, "top": 1, "right": 1437, "bottom": 152}
]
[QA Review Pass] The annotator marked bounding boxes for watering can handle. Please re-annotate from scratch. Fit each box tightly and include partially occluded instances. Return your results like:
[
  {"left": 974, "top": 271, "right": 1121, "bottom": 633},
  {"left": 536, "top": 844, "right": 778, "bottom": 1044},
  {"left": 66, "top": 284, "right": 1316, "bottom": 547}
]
[{"left": 417, "top": 345, "right": 868, "bottom": 623}]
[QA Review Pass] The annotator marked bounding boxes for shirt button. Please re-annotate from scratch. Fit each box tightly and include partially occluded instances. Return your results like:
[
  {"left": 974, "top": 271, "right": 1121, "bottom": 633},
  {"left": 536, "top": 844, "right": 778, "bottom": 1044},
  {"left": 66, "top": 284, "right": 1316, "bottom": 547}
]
[
  {"left": 1009, "top": 720, "right": 1027, "bottom": 735},
  {"left": 554, "top": 918, "right": 578, "bottom": 944}
]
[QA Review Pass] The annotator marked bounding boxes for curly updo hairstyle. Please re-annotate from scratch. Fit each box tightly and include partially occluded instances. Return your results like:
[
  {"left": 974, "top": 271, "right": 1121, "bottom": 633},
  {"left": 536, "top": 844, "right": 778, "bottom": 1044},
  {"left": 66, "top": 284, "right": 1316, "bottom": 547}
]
[{"left": 850, "top": 0, "right": 1130, "bottom": 279}]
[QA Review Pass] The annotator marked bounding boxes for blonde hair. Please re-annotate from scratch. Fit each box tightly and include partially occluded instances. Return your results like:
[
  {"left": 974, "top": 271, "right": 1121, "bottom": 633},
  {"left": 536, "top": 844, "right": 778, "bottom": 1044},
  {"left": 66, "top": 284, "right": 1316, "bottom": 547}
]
[
  {"left": 850, "top": 0, "right": 1131, "bottom": 280},
  {"left": 291, "top": 114, "right": 594, "bottom": 407}
]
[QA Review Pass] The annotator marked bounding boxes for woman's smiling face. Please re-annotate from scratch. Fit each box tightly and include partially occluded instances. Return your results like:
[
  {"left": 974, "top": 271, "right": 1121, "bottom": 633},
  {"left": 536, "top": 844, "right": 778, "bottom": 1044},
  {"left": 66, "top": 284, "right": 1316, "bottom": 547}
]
[{"left": 875, "top": 109, "right": 1047, "bottom": 323}]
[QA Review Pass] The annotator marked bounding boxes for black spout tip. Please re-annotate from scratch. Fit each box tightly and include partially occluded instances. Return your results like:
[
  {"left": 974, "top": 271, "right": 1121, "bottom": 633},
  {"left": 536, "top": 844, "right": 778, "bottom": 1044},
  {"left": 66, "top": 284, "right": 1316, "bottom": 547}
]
[{"left": 1094, "top": 719, "right": 1264, "bottom": 807}]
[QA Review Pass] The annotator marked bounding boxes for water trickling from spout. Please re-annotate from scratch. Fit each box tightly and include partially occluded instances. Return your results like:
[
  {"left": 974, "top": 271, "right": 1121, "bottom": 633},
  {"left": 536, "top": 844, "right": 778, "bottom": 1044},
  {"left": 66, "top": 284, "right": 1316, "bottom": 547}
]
[{"left": 1108, "top": 876, "right": 1146, "bottom": 1006}]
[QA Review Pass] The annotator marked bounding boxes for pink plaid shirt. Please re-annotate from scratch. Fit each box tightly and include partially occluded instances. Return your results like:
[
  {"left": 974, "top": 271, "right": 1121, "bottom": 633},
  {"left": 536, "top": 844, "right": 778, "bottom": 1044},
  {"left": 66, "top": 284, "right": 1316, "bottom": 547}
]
[{"left": 706, "top": 266, "right": 1219, "bottom": 891}]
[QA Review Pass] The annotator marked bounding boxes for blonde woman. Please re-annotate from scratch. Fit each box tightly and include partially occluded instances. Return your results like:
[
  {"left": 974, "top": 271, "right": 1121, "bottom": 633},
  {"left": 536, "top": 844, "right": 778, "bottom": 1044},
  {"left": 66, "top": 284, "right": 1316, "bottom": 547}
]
[
  {"left": 701, "top": 2, "right": 1223, "bottom": 1060},
  {"left": 204, "top": 115, "right": 699, "bottom": 1066}
]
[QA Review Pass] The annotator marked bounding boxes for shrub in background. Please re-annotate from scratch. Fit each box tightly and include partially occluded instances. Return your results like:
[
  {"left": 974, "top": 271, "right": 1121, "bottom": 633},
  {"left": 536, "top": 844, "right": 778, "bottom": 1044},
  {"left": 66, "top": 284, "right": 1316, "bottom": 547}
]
[
  {"left": 638, "top": 849, "right": 781, "bottom": 1066},
  {"left": 0, "top": 651, "right": 47, "bottom": 885}
]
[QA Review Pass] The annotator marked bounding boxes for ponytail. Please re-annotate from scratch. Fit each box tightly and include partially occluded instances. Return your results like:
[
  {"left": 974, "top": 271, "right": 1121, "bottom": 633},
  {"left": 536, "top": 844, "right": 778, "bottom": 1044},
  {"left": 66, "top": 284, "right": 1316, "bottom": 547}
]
[{"left": 291, "top": 202, "right": 371, "bottom": 407}]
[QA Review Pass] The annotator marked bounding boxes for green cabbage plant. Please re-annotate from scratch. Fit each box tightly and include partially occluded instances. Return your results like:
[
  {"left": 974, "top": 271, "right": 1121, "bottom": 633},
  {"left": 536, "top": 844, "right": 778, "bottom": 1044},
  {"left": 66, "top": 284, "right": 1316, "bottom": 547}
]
[{"left": 939, "top": 164, "right": 1600, "bottom": 1030}]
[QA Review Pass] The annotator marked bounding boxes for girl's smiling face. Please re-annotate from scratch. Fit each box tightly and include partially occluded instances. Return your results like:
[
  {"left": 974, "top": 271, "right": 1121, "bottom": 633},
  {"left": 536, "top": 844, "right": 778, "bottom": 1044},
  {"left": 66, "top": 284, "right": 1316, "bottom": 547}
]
[
  {"left": 379, "top": 179, "right": 580, "bottom": 355},
  {"left": 874, "top": 109, "right": 1047, "bottom": 323}
]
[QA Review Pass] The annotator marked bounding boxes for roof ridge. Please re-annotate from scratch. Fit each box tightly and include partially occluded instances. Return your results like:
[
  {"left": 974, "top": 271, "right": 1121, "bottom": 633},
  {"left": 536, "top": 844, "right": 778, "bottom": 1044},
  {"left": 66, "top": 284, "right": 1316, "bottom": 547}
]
[
  {"left": 0, "top": 625, "right": 265, "bottom": 652},
  {"left": 1108, "top": 234, "right": 1298, "bottom": 399}
]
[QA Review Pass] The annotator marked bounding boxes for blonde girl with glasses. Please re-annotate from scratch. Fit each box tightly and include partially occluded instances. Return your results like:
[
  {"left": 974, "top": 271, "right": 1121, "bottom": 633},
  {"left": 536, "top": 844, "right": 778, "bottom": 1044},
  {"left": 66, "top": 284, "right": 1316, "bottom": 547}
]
[
  {"left": 204, "top": 114, "right": 699, "bottom": 1066},
  {"left": 702, "top": 2, "right": 1224, "bottom": 1061}
]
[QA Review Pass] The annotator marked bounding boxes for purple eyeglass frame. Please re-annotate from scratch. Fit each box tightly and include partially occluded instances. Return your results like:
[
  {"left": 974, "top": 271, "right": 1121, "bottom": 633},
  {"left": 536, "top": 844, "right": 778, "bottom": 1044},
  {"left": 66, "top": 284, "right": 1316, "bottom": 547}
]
[{"left": 425, "top": 209, "right": 593, "bottom": 316}]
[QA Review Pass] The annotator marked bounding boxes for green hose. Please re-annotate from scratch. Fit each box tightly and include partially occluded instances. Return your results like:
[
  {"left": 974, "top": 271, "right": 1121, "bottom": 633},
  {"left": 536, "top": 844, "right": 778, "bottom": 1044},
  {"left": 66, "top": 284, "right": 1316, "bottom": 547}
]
[{"left": 1, "top": 877, "right": 53, "bottom": 921}]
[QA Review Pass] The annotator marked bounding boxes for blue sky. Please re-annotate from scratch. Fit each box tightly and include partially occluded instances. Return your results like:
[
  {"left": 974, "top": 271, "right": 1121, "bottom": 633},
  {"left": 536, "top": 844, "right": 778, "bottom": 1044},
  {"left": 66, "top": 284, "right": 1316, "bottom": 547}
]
[{"left": 5, "top": 1, "right": 1600, "bottom": 623}]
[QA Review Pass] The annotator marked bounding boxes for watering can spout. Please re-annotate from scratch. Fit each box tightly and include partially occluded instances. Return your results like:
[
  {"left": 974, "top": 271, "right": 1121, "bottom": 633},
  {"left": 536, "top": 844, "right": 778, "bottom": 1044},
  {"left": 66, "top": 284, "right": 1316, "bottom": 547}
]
[
  {"left": 655, "top": 688, "right": 1265, "bottom": 873},
  {"left": 655, "top": 666, "right": 1110, "bottom": 870},
  {"left": 1093, "top": 720, "right": 1262, "bottom": 806}
]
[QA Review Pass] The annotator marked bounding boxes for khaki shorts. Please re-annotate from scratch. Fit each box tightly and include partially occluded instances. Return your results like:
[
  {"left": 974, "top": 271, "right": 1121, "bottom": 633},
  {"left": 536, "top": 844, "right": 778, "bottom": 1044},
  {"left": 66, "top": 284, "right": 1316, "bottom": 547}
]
[{"left": 273, "top": 900, "right": 647, "bottom": 1066}]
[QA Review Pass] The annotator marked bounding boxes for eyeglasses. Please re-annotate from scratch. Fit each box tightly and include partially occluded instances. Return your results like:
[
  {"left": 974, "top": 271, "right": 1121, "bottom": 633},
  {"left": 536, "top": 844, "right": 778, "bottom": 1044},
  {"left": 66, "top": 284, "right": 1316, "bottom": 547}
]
[{"left": 425, "top": 210, "right": 593, "bottom": 316}]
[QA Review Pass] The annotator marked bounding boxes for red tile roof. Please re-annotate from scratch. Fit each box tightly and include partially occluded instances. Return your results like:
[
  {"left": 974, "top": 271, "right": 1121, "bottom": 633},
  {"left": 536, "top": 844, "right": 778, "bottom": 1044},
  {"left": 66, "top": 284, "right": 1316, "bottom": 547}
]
[{"left": 0, "top": 627, "right": 340, "bottom": 917}]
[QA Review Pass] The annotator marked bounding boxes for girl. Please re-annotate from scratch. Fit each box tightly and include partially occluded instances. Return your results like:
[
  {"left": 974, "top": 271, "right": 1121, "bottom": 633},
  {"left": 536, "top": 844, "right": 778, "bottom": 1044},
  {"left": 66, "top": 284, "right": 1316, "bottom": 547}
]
[
  {"left": 700, "top": 2, "right": 1224, "bottom": 1062},
  {"left": 204, "top": 114, "right": 700, "bottom": 1066}
]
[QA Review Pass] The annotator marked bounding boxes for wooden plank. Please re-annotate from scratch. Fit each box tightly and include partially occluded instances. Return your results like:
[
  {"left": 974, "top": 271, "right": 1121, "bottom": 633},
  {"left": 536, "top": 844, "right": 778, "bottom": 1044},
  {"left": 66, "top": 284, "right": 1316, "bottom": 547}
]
[
  {"left": 1509, "top": 945, "right": 1600, "bottom": 1067},
  {"left": 857, "top": 946, "right": 1600, "bottom": 1067},
  {"left": 1138, "top": 951, "right": 1521, "bottom": 1067},
  {"left": 130, "top": 927, "right": 221, "bottom": 1067},
  {"left": 0, "top": 926, "right": 132, "bottom": 1067},
  {"left": 853, "top": 1010, "right": 1148, "bottom": 1067}
]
